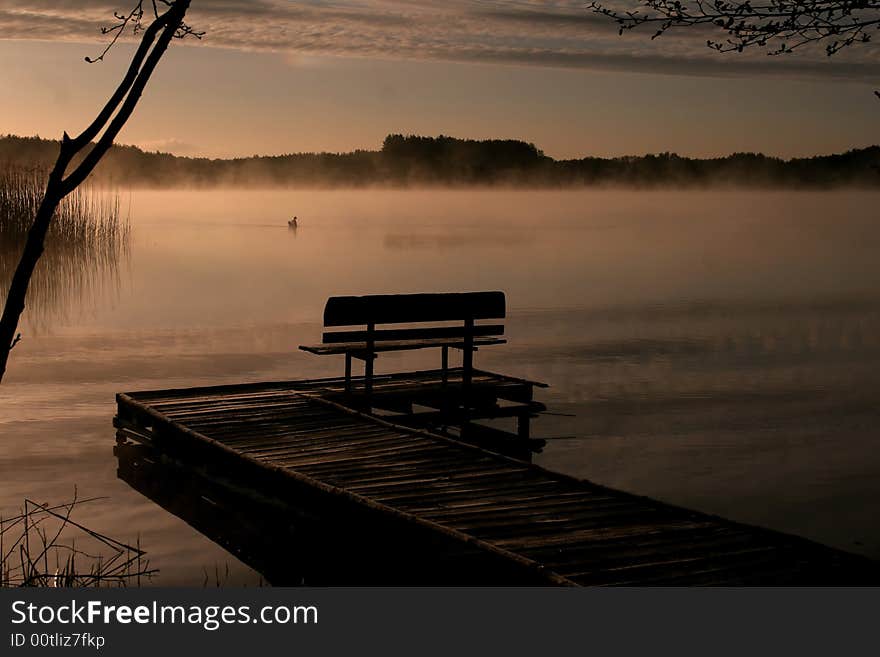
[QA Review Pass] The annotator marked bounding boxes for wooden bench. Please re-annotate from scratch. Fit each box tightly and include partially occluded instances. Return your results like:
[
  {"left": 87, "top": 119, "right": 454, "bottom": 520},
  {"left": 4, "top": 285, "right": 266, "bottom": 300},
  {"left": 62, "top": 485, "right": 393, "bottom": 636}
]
[{"left": 299, "top": 291, "right": 507, "bottom": 397}]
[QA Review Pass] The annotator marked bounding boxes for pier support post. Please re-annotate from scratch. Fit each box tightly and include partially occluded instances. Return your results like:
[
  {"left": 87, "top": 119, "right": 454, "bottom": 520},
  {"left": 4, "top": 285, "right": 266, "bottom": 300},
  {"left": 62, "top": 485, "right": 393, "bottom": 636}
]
[
  {"left": 365, "top": 323, "right": 375, "bottom": 403},
  {"left": 462, "top": 318, "right": 474, "bottom": 407}
]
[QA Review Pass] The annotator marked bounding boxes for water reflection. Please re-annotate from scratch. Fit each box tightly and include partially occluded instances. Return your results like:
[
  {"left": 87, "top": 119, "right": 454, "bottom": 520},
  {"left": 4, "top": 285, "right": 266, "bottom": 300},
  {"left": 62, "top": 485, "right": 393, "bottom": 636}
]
[
  {"left": 4, "top": 188, "right": 880, "bottom": 582},
  {"left": 383, "top": 231, "right": 528, "bottom": 250},
  {"left": 0, "top": 169, "right": 130, "bottom": 331}
]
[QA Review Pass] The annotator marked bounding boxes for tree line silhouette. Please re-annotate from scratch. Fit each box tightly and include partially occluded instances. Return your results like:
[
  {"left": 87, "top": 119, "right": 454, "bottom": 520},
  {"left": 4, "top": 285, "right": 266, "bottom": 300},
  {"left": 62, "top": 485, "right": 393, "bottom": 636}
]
[{"left": 2, "top": 133, "right": 879, "bottom": 188}]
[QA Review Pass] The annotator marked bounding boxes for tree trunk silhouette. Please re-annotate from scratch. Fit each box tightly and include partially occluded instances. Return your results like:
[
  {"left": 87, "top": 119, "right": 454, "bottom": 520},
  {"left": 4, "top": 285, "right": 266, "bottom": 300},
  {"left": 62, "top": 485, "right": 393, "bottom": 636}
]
[{"left": 0, "top": 0, "right": 192, "bottom": 383}]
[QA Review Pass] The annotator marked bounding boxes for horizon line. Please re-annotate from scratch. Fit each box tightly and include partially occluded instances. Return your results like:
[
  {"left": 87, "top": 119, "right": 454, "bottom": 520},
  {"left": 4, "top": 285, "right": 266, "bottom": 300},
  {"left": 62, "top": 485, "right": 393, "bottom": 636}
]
[{"left": 3, "top": 133, "right": 878, "bottom": 164}]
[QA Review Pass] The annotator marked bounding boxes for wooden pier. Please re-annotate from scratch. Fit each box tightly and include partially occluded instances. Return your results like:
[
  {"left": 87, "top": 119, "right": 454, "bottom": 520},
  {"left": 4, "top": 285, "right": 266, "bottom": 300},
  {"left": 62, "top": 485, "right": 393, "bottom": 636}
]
[{"left": 114, "top": 368, "right": 878, "bottom": 586}]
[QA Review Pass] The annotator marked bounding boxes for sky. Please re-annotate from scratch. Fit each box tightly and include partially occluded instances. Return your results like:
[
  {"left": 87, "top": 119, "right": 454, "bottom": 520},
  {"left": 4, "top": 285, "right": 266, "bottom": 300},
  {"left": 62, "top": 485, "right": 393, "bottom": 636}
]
[{"left": 0, "top": 0, "right": 878, "bottom": 159}]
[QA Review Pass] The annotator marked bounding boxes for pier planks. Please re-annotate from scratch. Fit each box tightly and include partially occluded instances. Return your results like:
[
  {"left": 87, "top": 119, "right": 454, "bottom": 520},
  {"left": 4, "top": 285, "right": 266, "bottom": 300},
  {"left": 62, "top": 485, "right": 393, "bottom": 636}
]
[{"left": 115, "top": 370, "right": 877, "bottom": 586}]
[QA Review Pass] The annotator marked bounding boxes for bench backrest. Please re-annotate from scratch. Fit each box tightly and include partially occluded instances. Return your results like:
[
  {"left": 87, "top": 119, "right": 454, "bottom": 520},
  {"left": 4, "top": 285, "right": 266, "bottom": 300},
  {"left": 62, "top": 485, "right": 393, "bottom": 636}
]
[{"left": 322, "top": 291, "right": 505, "bottom": 343}]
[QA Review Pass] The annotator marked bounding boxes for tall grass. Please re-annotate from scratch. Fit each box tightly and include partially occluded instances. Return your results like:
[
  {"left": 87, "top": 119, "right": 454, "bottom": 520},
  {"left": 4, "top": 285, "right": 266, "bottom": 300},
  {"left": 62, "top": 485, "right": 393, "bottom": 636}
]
[
  {"left": 0, "top": 166, "right": 130, "bottom": 330},
  {"left": 0, "top": 492, "right": 154, "bottom": 587}
]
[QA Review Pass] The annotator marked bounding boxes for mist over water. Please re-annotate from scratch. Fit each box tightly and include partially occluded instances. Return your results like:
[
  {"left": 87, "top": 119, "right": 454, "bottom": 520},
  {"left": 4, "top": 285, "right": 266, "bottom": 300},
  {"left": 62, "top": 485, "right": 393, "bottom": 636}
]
[{"left": 2, "top": 188, "right": 879, "bottom": 584}]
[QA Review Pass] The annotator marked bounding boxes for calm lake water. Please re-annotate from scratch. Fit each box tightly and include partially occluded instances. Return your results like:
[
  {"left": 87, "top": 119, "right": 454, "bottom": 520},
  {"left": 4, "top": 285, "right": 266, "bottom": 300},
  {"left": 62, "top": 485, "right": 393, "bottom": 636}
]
[{"left": 2, "top": 188, "right": 879, "bottom": 584}]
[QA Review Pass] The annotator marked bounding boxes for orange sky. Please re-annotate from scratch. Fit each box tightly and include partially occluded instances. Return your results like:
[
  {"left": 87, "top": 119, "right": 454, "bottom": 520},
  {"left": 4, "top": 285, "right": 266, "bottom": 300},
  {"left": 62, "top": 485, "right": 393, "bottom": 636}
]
[{"left": 0, "top": 1, "right": 878, "bottom": 159}]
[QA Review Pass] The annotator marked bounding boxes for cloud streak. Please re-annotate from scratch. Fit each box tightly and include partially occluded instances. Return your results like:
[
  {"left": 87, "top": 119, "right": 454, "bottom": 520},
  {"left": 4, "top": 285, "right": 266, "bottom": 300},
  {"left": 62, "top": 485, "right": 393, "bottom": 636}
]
[{"left": 0, "top": 0, "right": 876, "bottom": 80}]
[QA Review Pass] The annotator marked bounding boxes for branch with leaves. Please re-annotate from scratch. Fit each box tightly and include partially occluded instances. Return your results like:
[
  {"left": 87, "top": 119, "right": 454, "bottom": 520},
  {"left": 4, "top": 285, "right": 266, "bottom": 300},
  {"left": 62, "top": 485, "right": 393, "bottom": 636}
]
[{"left": 589, "top": 0, "right": 880, "bottom": 55}]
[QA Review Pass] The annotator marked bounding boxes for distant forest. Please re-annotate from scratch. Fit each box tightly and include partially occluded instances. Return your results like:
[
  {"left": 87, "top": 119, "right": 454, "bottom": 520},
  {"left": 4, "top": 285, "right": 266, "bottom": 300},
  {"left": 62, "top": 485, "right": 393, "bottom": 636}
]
[{"left": 2, "top": 134, "right": 879, "bottom": 188}]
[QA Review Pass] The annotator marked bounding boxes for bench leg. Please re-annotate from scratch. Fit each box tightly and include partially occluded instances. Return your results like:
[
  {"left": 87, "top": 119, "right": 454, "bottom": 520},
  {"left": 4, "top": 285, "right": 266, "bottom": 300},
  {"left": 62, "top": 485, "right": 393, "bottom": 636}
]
[
  {"left": 345, "top": 353, "right": 352, "bottom": 394},
  {"left": 365, "top": 324, "right": 375, "bottom": 404},
  {"left": 364, "top": 351, "right": 374, "bottom": 399},
  {"left": 441, "top": 346, "right": 449, "bottom": 386},
  {"left": 462, "top": 324, "right": 474, "bottom": 406},
  {"left": 517, "top": 413, "right": 531, "bottom": 440}
]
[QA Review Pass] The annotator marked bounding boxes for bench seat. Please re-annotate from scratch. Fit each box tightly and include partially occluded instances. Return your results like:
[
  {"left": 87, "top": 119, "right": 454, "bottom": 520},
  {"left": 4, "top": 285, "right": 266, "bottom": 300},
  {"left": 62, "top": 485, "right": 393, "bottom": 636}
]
[
  {"left": 300, "top": 336, "right": 506, "bottom": 356},
  {"left": 300, "top": 291, "right": 508, "bottom": 397},
  {"left": 298, "top": 292, "right": 543, "bottom": 449}
]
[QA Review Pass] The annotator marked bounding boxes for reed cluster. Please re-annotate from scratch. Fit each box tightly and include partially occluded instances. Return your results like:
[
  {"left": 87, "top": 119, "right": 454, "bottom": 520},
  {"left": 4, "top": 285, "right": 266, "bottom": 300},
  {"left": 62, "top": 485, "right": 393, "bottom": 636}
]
[
  {"left": 0, "top": 492, "right": 153, "bottom": 588},
  {"left": 0, "top": 166, "right": 130, "bottom": 328}
]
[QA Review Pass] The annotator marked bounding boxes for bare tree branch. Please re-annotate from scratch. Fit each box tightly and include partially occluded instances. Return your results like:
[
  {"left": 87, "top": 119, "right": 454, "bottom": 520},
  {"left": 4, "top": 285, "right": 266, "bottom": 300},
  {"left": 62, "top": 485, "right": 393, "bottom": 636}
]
[
  {"left": 589, "top": 0, "right": 880, "bottom": 56},
  {"left": 85, "top": 0, "right": 204, "bottom": 65},
  {"left": 0, "top": 0, "right": 197, "bottom": 384}
]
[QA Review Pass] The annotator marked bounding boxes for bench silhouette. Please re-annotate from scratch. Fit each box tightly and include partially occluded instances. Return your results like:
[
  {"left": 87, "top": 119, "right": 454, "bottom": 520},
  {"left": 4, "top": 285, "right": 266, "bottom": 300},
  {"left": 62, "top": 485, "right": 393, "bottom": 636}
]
[{"left": 299, "top": 291, "right": 507, "bottom": 397}]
